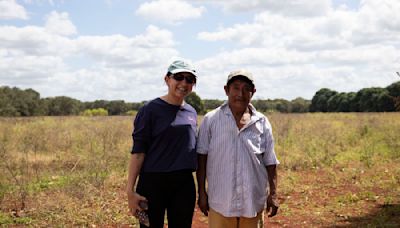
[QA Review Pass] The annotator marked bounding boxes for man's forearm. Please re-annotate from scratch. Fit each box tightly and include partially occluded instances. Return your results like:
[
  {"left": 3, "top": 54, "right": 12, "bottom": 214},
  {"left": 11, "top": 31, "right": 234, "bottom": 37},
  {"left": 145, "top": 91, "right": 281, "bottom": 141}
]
[
  {"left": 266, "top": 165, "right": 277, "bottom": 194},
  {"left": 196, "top": 154, "right": 208, "bottom": 194}
]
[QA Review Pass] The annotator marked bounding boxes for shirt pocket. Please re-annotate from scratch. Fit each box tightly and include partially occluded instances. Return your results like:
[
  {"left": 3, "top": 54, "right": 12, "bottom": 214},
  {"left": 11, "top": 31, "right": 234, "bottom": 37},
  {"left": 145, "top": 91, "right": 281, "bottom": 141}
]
[{"left": 245, "top": 122, "right": 263, "bottom": 153}]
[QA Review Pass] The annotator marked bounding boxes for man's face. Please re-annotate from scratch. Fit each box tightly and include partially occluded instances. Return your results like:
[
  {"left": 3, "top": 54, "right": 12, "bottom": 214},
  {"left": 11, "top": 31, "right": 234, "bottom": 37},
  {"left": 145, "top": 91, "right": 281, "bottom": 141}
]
[{"left": 224, "top": 79, "right": 255, "bottom": 111}]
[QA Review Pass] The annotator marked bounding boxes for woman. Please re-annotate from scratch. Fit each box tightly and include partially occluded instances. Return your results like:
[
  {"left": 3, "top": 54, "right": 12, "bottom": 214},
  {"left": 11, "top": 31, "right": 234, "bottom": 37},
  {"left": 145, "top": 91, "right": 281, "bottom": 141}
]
[{"left": 127, "top": 60, "right": 198, "bottom": 228}]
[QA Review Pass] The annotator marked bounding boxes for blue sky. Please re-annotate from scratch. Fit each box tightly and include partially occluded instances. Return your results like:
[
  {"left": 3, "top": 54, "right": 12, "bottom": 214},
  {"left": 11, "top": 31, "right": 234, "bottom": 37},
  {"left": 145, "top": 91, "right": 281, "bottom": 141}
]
[{"left": 1, "top": 0, "right": 399, "bottom": 102}]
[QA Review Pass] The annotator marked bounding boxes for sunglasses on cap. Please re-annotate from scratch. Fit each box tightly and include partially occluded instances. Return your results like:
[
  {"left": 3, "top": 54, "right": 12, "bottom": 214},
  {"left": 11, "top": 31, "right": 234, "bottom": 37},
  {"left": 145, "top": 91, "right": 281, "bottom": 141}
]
[{"left": 170, "top": 73, "right": 196, "bottom": 84}]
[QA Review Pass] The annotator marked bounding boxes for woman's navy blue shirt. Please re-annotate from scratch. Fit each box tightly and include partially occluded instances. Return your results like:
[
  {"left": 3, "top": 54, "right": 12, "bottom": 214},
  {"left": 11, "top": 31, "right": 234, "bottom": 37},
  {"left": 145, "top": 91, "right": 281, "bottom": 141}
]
[{"left": 131, "top": 98, "right": 197, "bottom": 173}]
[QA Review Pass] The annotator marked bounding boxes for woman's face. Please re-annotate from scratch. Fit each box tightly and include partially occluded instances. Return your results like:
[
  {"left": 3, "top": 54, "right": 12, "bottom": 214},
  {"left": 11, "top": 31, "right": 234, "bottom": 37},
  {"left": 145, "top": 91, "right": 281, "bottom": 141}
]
[{"left": 166, "top": 72, "right": 196, "bottom": 99}]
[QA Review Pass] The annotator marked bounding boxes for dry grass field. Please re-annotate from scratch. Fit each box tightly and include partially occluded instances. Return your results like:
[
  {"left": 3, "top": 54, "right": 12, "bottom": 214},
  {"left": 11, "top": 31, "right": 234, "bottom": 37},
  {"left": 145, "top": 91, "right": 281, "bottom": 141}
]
[{"left": 0, "top": 113, "right": 399, "bottom": 227}]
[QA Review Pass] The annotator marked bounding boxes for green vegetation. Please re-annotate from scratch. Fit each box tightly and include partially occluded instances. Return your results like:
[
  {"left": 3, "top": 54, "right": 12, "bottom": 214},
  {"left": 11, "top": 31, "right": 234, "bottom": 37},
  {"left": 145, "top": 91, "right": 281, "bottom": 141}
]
[
  {"left": 0, "top": 116, "right": 135, "bottom": 226},
  {"left": 81, "top": 108, "right": 109, "bottom": 116},
  {"left": 2, "top": 80, "right": 399, "bottom": 117},
  {"left": 0, "top": 86, "right": 146, "bottom": 117},
  {"left": 310, "top": 81, "right": 400, "bottom": 112},
  {"left": 0, "top": 113, "right": 399, "bottom": 226},
  {"left": 185, "top": 92, "right": 205, "bottom": 114},
  {"left": 268, "top": 112, "right": 400, "bottom": 227}
]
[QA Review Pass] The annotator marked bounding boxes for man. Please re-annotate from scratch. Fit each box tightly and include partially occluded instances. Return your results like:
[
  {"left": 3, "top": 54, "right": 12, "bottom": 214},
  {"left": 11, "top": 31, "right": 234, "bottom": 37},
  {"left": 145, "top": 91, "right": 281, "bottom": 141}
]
[{"left": 196, "top": 69, "right": 279, "bottom": 228}]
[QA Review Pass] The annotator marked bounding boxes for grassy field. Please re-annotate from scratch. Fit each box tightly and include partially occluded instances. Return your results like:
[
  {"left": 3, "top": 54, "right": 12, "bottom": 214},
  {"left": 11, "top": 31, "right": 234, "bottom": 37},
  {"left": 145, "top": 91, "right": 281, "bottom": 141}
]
[{"left": 0, "top": 113, "right": 399, "bottom": 227}]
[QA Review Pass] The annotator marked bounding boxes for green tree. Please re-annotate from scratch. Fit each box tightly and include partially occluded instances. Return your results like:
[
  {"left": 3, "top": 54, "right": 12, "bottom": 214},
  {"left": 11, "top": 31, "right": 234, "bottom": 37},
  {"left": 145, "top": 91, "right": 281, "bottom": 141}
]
[
  {"left": 327, "top": 92, "right": 357, "bottom": 112},
  {"left": 127, "top": 101, "right": 146, "bottom": 111},
  {"left": 0, "top": 86, "right": 42, "bottom": 116},
  {"left": 386, "top": 81, "right": 400, "bottom": 97},
  {"left": 252, "top": 99, "right": 271, "bottom": 113},
  {"left": 23, "top": 89, "right": 41, "bottom": 116},
  {"left": 106, "top": 100, "right": 128, "bottom": 115},
  {"left": 0, "top": 86, "right": 17, "bottom": 116},
  {"left": 353, "top": 88, "right": 393, "bottom": 112},
  {"left": 310, "top": 88, "right": 338, "bottom": 112},
  {"left": 203, "top": 99, "right": 224, "bottom": 111},
  {"left": 291, "top": 97, "right": 310, "bottom": 113},
  {"left": 45, "top": 96, "right": 82, "bottom": 115},
  {"left": 185, "top": 92, "right": 205, "bottom": 114},
  {"left": 387, "top": 81, "right": 400, "bottom": 111},
  {"left": 338, "top": 92, "right": 357, "bottom": 112},
  {"left": 376, "top": 91, "right": 395, "bottom": 112},
  {"left": 274, "top": 99, "right": 292, "bottom": 113}
]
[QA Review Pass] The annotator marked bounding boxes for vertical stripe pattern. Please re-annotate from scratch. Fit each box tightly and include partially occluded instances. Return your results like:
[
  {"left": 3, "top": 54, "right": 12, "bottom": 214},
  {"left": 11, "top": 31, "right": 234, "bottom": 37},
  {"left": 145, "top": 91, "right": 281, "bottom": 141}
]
[{"left": 197, "top": 102, "right": 279, "bottom": 218}]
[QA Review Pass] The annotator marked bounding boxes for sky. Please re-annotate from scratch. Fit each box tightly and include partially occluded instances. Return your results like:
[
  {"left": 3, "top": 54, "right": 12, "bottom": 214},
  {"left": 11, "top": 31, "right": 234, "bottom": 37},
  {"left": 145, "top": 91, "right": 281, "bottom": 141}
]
[{"left": 1, "top": 0, "right": 399, "bottom": 102}]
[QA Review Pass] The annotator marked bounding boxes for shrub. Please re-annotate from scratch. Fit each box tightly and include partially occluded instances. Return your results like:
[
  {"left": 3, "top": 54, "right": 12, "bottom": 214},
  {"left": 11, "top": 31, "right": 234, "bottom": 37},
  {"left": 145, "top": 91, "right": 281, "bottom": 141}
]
[{"left": 81, "top": 108, "right": 108, "bottom": 116}]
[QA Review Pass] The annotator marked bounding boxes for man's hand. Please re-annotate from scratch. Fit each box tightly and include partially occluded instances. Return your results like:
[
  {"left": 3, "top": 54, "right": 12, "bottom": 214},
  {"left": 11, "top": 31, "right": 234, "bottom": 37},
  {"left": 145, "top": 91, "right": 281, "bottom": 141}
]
[
  {"left": 198, "top": 191, "right": 209, "bottom": 216},
  {"left": 266, "top": 193, "right": 279, "bottom": 217},
  {"left": 127, "top": 191, "right": 147, "bottom": 216}
]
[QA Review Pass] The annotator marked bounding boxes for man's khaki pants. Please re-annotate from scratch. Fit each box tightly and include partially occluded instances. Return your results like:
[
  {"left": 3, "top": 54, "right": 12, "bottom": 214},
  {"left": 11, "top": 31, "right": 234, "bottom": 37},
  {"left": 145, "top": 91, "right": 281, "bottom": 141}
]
[{"left": 209, "top": 208, "right": 263, "bottom": 228}]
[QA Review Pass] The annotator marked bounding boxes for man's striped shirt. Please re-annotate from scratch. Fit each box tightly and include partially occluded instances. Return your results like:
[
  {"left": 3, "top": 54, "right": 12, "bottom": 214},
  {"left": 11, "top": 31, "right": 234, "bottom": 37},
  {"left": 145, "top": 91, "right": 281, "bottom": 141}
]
[{"left": 197, "top": 102, "right": 279, "bottom": 218}]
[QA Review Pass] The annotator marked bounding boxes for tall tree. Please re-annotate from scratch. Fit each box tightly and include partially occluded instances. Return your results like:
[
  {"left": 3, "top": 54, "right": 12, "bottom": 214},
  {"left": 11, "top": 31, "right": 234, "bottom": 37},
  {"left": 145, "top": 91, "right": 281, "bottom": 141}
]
[
  {"left": 291, "top": 97, "right": 310, "bottom": 113},
  {"left": 107, "top": 100, "right": 128, "bottom": 115},
  {"left": 274, "top": 99, "right": 292, "bottom": 113},
  {"left": 185, "top": 92, "right": 205, "bottom": 114},
  {"left": 45, "top": 96, "right": 82, "bottom": 116},
  {"left": 0, "top": 86, "right": 42, "bottom": 116},
  {"left": 352, "top": 88, "right": 395, "bottom": 112},
  {"left": 310, "top": 88, "right": 338, "bottom": 112},
  {"left": 203, "top": 99, "right": 224, "bottom": 111},
  {"left": 387, "top": 81, "right": 400, "bottom": 111}
]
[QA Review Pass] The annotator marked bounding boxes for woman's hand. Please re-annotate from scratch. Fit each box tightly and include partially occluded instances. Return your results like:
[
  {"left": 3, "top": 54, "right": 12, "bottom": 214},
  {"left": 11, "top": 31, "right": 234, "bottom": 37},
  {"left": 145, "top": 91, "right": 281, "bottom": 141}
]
[{"left": 127, "top": 191, "right": 147, "bottom": 216}]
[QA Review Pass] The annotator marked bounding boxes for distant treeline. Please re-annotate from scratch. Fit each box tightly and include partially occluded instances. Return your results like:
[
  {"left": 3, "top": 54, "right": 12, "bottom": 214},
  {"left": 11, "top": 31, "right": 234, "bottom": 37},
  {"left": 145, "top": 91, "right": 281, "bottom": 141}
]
[
  {"left": 310, "top": 81, "right": 400, "bottom": 112},
  {"left": 0, "top": 86, "right": 145, "bottom": 117},
  {"left": 203, "top": 97, "right": 311, "bottom": 113},
  {"left": 1, "top": 81, "right": 399, "bottom": 116}
]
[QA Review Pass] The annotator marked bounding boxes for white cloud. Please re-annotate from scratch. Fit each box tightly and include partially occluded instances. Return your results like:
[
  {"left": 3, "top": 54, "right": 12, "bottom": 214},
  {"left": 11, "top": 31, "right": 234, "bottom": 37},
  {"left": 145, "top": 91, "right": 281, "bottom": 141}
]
[
  {"left": 194, "top": 0, "right": 400, "bottom": 100},
  {"left": 41, "top": 67, "right": 169, "bottom": 101},
  {"left": 198, "top": 11, "right": 354, "bottom": 50},
  {"left": 195, "top": 45, "right": 398, "bottom": 100},
  {"left": 0, "top": 24, "right": 72, "bottom": 86},
  {"left": 23, "top": 0, "right": 56, "bottom": 6},
  {"left": 190, "top": 0, "right": 331, "bottom": 16},
  {"left": 0, "top": 0, "right": 28, "bottom": 20},
  {"left": 197, "top": 1, "right": 400, "bottom": 56},
  {"left": 0, "top": 25, "right": 76, "bottom": 56},
  {"left": 2, "top": 0, "right": 400, "bottom": 102},
  {"left": 0, "top": 21, "right": 180, "bottom": 101},
  {"left": 136, "top": 0, "right": 206, "bottom": 24},
  {"left": 347, "top": 0, "right": 400, "bottom": 46},
  {"left": 199, "top": 0, "right": 400, "bottom": 48},
  {"left": 44, "top": 11, "right": 77, "bottom": 36},
  {"left": 0, "top": 55, "right": 65, "bottom": 86},
  {"left": 76, "top": 25, "right": 178, "bottom": 69}
]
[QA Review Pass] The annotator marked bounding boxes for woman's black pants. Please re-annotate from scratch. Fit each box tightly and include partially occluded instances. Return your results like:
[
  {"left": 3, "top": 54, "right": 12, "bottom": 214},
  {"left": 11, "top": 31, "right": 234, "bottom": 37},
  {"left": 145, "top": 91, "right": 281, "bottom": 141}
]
[{"left": 136, "top": 170, "right": 196, "bottom": 228}]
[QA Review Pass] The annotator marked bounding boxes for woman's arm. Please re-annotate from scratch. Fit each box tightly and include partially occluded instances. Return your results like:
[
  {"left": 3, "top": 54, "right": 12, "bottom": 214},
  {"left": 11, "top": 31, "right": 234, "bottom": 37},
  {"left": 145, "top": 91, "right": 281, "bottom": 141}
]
[{"left": 127, "top": 153, "right": 147, "bottom": 215}]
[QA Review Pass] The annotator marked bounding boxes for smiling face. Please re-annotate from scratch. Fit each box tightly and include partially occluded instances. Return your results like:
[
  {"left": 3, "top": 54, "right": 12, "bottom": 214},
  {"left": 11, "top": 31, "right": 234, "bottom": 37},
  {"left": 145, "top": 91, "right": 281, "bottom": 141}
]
[
  {"left": 165, "top": 72, "right": 195, "bottom": 101},
  {"left": 224, "top": 78, "right": 256, "bottom": 112}
]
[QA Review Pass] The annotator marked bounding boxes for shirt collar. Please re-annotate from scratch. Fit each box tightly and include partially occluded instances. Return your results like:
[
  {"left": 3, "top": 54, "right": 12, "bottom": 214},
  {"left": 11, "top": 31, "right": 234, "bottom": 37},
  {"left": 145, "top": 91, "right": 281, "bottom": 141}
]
[{"left": 221, "top": 101, "right": 263, "bottom": 120}]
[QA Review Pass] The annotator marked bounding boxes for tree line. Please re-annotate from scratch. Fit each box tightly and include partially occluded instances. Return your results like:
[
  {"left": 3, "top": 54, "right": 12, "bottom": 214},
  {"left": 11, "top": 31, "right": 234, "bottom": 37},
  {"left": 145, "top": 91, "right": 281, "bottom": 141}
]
[
  {"left": 202, "top": 97, "right": 311, "bottom": 114},
  {"left": 310, "top": 81, "right": 400, "bottom": 112},
  {"left": 1, "top": 81, "right": 399, "bottom": 117},
  {"left": 0, "top": 86, "right": 145, "bottom": 117},
  {"left": 0, "top": 86, "right": 311, "bottom": 116}
]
